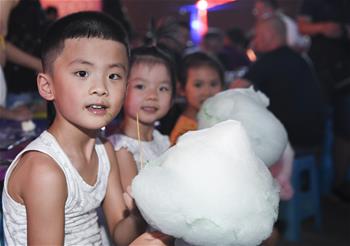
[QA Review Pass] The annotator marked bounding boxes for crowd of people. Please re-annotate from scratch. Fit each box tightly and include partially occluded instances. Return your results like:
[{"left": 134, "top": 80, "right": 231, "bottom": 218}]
[{"left": 0, "top": 0, "right": 350, "bottom": 245}]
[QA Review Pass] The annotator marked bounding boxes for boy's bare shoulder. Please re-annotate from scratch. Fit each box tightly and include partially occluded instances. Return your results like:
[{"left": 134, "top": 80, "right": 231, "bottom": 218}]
[
  {"left": 100, "top": 137, "right": 114, "bottom": 154},
  {"left": 8, "top": 151, "right": 67, "bottom": 203},
  {"left": 16, "top": 150, "right": 65, "bottom": 177},
  {"left": 100, "top": 137, "right": 118, "bottom": 168}
]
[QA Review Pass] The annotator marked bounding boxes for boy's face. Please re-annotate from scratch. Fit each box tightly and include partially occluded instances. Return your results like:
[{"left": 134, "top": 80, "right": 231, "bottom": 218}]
[
  {"left": 183, "top": 65, "right": 222, "bottom": 112},
  {"left": 47, "top": 38, "right": 128, "bottom": 130},
  {"left": 124, "top": 62, "right": 172, "bottom": 125}
]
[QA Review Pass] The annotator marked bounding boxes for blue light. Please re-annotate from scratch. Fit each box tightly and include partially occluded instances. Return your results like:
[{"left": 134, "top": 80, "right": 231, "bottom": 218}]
[
  {"left": 189, "top": 10, "right": 201, "bottom": 45},
  {"left": 191, "top": 20, "right": 200, "bottom": 30}
]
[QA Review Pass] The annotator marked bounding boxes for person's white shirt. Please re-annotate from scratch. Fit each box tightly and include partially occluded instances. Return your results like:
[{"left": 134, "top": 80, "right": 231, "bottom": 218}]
[
  {"left": 0, "top": 66, "right": 7, "bottom": 107},
  {"left": 278, "top": 11, "right": 310, "bottom": 51}
]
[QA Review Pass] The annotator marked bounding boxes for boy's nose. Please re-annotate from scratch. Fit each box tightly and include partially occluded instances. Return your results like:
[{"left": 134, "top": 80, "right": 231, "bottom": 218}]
[{"left": 89, "top": 80, "right": 108, "bottom": 96}]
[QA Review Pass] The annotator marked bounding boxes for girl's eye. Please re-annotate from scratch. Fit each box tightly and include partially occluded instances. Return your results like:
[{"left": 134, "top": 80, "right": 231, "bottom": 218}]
[
  {"left": 160, "top": 86, "right": 170, "bottom": 92},
  {"left": 75, "top": 71, "right": 88, "bottom": 78},
  {"left": 194, "top": 82, "right": 202, "bottom": 88},
  {"left": 109, "top": 73, "right": 121, "bottom": 80},
  {"left": 211, "top": 81, "right": 220, "bottom": 87},
  {"left": 135, "top": 84, "right": 144, "bottom": 90}
]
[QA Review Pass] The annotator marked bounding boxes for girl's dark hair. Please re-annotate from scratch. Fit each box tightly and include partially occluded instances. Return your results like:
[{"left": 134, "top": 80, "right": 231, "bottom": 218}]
[
  {"left": 178, "top": 52, "right": 225, "bottom": 87},
  {"left": 129, "top": 46, "right": 177, "bottom": 98},
  {"left": 41, "top": 11, "right": 130, "bottom": 73}
]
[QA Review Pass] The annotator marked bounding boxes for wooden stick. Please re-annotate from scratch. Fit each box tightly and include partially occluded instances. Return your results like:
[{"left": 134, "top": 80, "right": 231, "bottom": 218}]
[
  {"left": 136, "top": 112, "right": 144, "bottom": 169},
  {"left": 0, "top": 36, "right": 6, "bottom": 49}
]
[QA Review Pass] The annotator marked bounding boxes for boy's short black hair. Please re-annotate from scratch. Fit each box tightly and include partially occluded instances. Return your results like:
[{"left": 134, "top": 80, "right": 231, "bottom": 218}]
[
  {"left": 129, "top": 46, "right": 177, "bottom": 98},
  {"left": 178, "top": 51, "right": 225, "bottom": 88},
  {"left": 41, "top": 11, "right": 130, "bottom": 73}
]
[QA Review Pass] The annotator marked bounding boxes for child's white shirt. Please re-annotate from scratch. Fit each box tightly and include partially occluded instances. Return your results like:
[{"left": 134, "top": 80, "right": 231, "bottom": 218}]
[
  {"left": 2, "top": 131, "right": 110, "bottom": 245},
  {"left": 0, "top": 66, "right": 7, "bottom": 107},
  {"left": 108, "top": 129, "right": 170, "bottom": 171}
]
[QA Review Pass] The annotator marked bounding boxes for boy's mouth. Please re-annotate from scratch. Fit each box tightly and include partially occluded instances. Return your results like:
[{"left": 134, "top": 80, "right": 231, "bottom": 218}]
[
  {"left": 88, "top": 104, "right": 106, "bottom": 109},
  {"left": 86, "top": 104, "right": 108, "bottom": 114}
]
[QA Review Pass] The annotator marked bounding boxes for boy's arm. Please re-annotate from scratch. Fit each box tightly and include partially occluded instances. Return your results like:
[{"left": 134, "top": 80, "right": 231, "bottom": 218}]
[
  {"left": 10, "top": 152, "right": 67, "bottom": 244},
  {"left": 115, "top": 148, "right": 138, "bottom": 192},
  {"left": 102, "top": 141, "right": 147, "bottom": 246}
]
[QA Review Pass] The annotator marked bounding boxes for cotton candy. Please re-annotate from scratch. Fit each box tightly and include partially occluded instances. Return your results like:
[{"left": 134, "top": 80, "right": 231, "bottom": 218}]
[
  {"left": 197, "top": 87, "right": 288, "bottom": 166},
  {"left": 132, "top": 120, "right": 279, "bottom": 246}
]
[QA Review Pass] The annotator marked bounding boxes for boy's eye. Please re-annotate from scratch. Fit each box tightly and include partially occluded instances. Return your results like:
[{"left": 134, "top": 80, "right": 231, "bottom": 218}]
[
  {"left": 75, "top": 71, "right": 88, "bottom": 78},
  {"left": 109, "top": 73, "right": 121, "bottom": 80}
]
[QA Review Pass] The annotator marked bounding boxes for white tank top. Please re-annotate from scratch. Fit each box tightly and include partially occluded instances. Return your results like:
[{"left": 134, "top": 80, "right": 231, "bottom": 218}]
[{"left": 2, "top": 131, "right": 110, "bottom": 245}]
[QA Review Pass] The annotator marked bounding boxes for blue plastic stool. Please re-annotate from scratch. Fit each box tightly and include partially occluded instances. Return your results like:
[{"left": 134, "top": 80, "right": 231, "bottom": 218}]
[
  {"left": 0, "top": 211, "right": 3, "bottom": 246},
  {"left": 320, "top": 118, "right": 334, "bottom": 195},
  {"left": 279, "top": 154, "right": 322, "bottom": 242}
]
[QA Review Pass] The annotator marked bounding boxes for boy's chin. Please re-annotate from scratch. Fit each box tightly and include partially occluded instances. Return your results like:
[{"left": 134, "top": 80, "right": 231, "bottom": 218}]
[{"left": 79, "top": 120, "right": 111, "bottom": 133}]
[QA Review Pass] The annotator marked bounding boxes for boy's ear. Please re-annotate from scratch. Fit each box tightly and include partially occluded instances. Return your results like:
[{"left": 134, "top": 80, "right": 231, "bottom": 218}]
[{"left": 37, "top": 73, "right": 54, "bottom": 101}]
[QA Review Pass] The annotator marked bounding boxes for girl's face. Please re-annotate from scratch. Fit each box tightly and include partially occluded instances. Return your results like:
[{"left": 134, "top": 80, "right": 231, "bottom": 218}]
[
  {"left": 183, "top": 65, "right": 222, "bottom": 112},
  {"left": 124, "top": 62, "right": 173, "bottom": 125}
]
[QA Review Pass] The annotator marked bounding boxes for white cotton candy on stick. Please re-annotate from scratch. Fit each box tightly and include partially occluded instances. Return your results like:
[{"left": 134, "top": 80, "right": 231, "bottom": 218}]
[
  {"left": 132, "top": 120, "right": 280, "bottom": 246},
  {"left": 197, "top": 87, "right": 288, "bottom": 166}
]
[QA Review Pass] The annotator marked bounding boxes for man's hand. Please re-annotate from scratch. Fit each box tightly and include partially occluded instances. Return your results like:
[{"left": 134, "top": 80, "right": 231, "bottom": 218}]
[{"left": 321, "top": 22, "right": 342, "bottom": 38}]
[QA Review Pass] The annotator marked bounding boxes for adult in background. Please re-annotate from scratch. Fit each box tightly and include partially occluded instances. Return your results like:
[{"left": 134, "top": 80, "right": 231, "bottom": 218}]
[
  {"left": 231, "top": 17, "right": 325, "bottom": 244},
  {"left": 298, "top": 0, "right": 350, "bottom": 201},
  {"left": 232, "top": 16, "right": 325, "bottom": 155},
  {"left": 221, "top": 27, "right": 251, "bottom": 84},
  {"left": 0, "top": 0, "right": 33, "bottom": 121},
  {"left": 223, "top": 27, "right": 251, "bottom": 70},
  {"left": 253, "top": 0, "right": 310, "bottom": 53},
  {"left": 4, "top": 0, "right": 47, "bottom": 108}
]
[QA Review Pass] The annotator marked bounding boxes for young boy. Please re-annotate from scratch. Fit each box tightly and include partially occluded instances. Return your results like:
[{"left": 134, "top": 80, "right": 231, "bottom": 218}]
[{"left": 2, "top": 11, "right": 169, "bottom": 245}]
